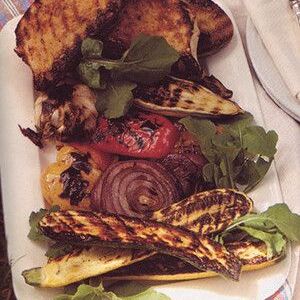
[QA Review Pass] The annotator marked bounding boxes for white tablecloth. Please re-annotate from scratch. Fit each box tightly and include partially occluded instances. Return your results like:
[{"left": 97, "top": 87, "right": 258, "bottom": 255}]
[{"left": 223, "top": 1, "right": 300, "bottom": 299}]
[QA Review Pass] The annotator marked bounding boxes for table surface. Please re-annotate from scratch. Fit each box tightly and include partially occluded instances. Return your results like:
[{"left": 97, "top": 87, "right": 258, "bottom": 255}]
[{"left": 0, "top": 0, "right": 299, "bottom": 299}]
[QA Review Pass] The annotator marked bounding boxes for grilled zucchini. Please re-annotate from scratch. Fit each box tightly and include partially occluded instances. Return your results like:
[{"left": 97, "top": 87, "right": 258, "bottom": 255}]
[
  {"left": 105, "top": 240, "right": 285, "bottom": 281},
  {"left": 133, "top": 77, "right": 243, "bottom": 118},
  {"left": 38, "top": 210, "right": 241, "bottom": 280},
  {"left": 22, "top": 247, "right": 152, "bottom": 288},
  {"left": 152, "top": 189, "right": 253, "bottom": 235},
  {"left": 23, "top": 189, "right": 252, "bottom": 287}
]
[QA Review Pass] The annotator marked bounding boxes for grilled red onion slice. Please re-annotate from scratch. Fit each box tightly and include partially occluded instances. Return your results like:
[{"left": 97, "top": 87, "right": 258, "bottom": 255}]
[{"left": 91, "top": 160, "right": 181, "bottom": 218}]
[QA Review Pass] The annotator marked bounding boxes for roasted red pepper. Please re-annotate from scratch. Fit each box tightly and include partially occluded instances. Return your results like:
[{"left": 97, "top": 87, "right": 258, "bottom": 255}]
[{"left": 92, "top": 113, "right": 179, "bottom": 158}]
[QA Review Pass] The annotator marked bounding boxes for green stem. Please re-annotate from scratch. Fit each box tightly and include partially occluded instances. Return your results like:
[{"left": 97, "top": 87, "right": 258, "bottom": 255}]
[{"left": 224, "top": 154, "right": 235, "bottom": 189}]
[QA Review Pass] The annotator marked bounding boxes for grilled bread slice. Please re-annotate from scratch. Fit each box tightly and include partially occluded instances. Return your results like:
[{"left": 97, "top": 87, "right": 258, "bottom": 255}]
[
  {"left": 39, "top": 210, "right": 242, "bottom": 280},
  {"left": 102, "top": 0, "right": 194, "bottom": 58},
  {"left": 103, "top": 0, "right": 233, "bottom": 58},
  {"left": 15, "top": 0, "right": 122, "bottom": 90},
  {"left": 105, "top": 240, "right": 285, "bottom": 281},
  {"left": 133, "top": 77, "right": 243, "bottom": 117},
  {"left": 186, "top": 0, "right": 234, "bottom": 57}
]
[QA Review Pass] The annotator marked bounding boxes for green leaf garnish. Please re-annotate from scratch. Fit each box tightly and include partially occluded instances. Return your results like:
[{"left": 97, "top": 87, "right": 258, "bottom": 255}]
[
  {"left": 81, "top": 38, "right": 103, "bottom": 59},
  {"left": 238, "top": 227, "right": 286, "bottom": 258},
  {"left": 78, "top": 34, "right": 180, "bottom": 88},
  {"left": 28, "top": 206, "right": 60, "bottom": 241},
  {"left": 218, "top": 203, "right": 300, "bottom": 257},
  {"left": 96, "top": 81, "right": 137, "bottom": 119},
  {"left": 78, "top": 62, "right": 105, "bottom": 89},
  {"left": 111, "top": 34, "right": 180, "bottom": 84},
  {"left": 54, "top": 281, "right": 171, "bottom": 300},
  {"left": 263, "top": 204, "right": 300, "bottom": 241},
  {"left": 78, "top": 34, "right": 180, "bottom": 118},
  {"left": 179, "top": 113, "right": 278, "bottom": 192}
]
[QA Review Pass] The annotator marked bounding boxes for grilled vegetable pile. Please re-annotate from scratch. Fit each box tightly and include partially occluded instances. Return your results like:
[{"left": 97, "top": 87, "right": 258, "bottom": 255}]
[
  {"left": 22, "top": 189, "right": 300, "bottom": 290},
  {"left": 15, "top": 1, "right": 300, "bottom": 299}
]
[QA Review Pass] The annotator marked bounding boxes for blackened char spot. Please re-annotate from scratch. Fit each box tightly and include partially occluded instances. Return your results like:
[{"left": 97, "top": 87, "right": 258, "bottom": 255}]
[
  {"left": 59, "top": 152, "right": 92, "bottom": 205},
  {"left": 60, "top": 167, "right": 89, "bottom": 205},
  {"left": 47, "top": 84, "right": 74, "bottom": 103},
  {"left": 70, "top": 152, "right": 92, "bottom": 173},
  {"left": 18, "top": 125, "right": 43, "bottom": 148}
]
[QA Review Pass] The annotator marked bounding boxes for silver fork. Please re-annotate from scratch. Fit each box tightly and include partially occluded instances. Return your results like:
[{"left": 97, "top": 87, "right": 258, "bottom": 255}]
[{"left": 289, "top": 0, "right": 300, "bottom": 25}]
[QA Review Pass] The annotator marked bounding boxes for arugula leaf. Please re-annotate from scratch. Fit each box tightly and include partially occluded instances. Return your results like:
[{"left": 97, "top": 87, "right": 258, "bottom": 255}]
[
  {"left": 237, "top": 158, "right": 272, "bottom": 193},
  {"left": 179, "top": 117, "right": 216, "bottom": 162},
  {"left": 112, "top": 34, "right": 180, "bottom": 84},
  {"left": 79, "top": 34, "right": 180, "bottom": 88},
  {"left": 179, "top": 114, "right": 278, "bottom": 192},
  {"left": 78, "top": 62, "right": 106, "bottom": 89},
  {"left": 28, "top": 206, "right": 60, "bottom": 241},
  {"left": 219, "top": 203, "right": 300, "bottom": 257},
  {"left": 79, "top": 35, "right": 179, "bottom": 118},
  {"left": 81, "top": 38, "right": 103, "bottom": 59},
  {"left": 239, "top": 226, "right": 286, "bottom": 258},
  {"left": 54, "top": 281, "right": 171, "bottom": 300},
  {"left": 96, "top": 81, "right": 137, "bottom": 119},
  {"left": 242, "top": 126, "right": 278, "bottom": 158},
  {"left": 263, "top": 204, "right": 300, "bottom": 241}
]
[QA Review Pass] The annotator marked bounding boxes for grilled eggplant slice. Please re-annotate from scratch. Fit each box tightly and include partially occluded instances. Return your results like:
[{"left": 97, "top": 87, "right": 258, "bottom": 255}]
[
  {"left": 200, "top": 75, "right": 233, "bottom": 99},
  {"left": 152, "top": 189, "right": 253, "bottom": 235},
  {"left": 22, "top": 247, "right": 152, "bottom": 288},
  {"left": 104, "top": 240, "right": 285, "bottom": 281},
  {"left": 39, "top": 210, "right": 242, "bottom": 280},
  {"left": 133, "top": 77, "right": 243, "bottom": 118},
  {"left": 15, "top": 0, "right": 122, "bottom": 90}
]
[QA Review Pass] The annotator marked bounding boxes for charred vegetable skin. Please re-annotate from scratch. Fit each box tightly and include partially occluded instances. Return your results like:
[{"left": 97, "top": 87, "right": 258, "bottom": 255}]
[
  {"left": 22, "top": 189, "right": 252, "bottom": 287},
  {"left": 39, "top": 210, "right": 242, "bottom": 280},
  {"left": 105, "top": 239, "right": 284, "bottom": 281},
  {"left": 133, "top": 77, "right": 243, "bottom": 118},
  {"left": 92, "top": 113, "right": 179, "bottom": 158},
  {"left": 41, "top": 146, "right": 101, "bottom": 210},
  {"left": 22, "top": 247, "right": 152, "bottom": 288},
  {"left": 152, "top": 189, "right": 253, "bottom": 235}
]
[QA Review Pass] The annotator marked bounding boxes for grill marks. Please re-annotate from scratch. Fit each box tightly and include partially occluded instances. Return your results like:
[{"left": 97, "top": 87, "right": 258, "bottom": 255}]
[
  {"left": 15, "top": 0, "right": 122, "bottom": 90},
  {"left": 39, "top": 210, "right": 241, "bottom": 280},
  {"left": 103, "top": 0, "right": 194, "bottom": 57},
  {"left": 103, "top": 0, "right": 233, "bottom": 59},
  {"left": 151, "top": 189, "right": 253, "bottom": 235},
  {"left": 106, "top": 239, "right": 281, "bottom": 280},
  {"left": 133, "top": 77, "right": 243, "bottom": 117}
]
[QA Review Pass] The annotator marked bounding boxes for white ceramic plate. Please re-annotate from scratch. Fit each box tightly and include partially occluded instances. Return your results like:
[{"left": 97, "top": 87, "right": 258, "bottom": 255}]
[
  {"left": 0, "top": 2, "right": 291, "bottom": 300},
  {"left": 246, "top": 18, "right": 300, "bottom": 123}
]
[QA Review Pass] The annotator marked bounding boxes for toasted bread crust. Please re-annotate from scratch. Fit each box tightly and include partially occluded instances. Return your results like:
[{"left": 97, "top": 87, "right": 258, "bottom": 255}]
[
  {"left": 15, "top": 0, "right": 122, "bottom": 90},
  {"left": 103, "top": 0, "right": 194, "bottom": 59},
  {"left": 186, "top": 0, "right": 234, "bottom": 56},
  {"left": 103, "top": 0, "right": 233, "bottom": 59}
]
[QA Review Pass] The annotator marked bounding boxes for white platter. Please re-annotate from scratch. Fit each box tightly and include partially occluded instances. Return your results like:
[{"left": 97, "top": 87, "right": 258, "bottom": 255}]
[
  {"left": 0, "top": 1, "right": 291, "bottom": 299},
  {"left": 246, "top": 18, "right": 300, "bottom": 123}
]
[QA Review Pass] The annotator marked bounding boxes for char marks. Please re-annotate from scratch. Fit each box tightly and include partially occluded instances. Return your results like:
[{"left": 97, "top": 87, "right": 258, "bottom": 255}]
[
  {"left": 39, "top": 210, "right": 242, "bottom": 280},
  {"left": 15, "top": 0, "right": 122, "bottom": 90}
]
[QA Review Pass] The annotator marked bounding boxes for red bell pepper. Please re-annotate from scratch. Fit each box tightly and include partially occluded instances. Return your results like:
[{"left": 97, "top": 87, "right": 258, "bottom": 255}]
[
  {"left": 92, "top": 113, "right": 179, "bottom": 159},
  {"left": 70, "top": 143, "right": 117, "bottom": 171}
]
